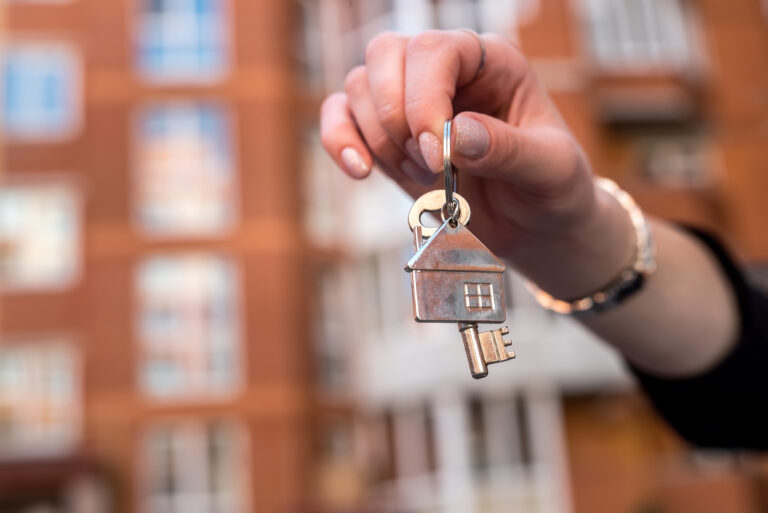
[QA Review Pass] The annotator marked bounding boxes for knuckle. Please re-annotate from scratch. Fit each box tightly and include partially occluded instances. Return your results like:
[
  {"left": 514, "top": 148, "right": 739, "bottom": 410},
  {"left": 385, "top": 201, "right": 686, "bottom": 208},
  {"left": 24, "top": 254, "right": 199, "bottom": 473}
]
[
  {"left": 319, "top": 131, "right": 334, "bottom": 153},
  {"left": 320, "top": 92, "right": 345, "bottom": 117},
  {"left": 319, "top": 120, "right": 337, "bottom": 151},
  {"left": 365, "top": 31, "right": 402, "bottom": 63},
  {"left": 562, "top": 137, "right": 586, "bottom": 176},
  {"left": 406, "top": 30, "right": 449, "bottom": 56},
  {"left": 498, "top": 129, "right": 520, "bottom": 168},
  {"left": 403, "top": 94, "right": 432, "bottom": 119},
  {"left": 375, "top": 97, "right": 404, "bottom": 130},
  {"left": 498, "top": 37, "right": 530, "bottom": 73},
  {"left": 366, "top": 131, "right": 393, "bottom": 157},
  {"left": 344, "top": 66, "right": 368, "bottom": 95}
]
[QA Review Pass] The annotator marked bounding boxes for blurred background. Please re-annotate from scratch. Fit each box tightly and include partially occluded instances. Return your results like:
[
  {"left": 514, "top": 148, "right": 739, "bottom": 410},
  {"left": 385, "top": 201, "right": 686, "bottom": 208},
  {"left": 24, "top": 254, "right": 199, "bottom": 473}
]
[{"left": 2, "top": 0, "right": 768, "bottom": 512}]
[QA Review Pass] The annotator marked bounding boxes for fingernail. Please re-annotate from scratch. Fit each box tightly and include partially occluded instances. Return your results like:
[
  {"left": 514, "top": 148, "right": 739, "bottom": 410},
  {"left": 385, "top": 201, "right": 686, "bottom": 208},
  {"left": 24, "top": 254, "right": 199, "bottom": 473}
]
[
  {"left": 454, "top": 115, "right": 490, "bottom": 159},
  {"left": 401, "top": 160, "right": 435, "bottom": 186},
  {"left": 341, "top": 147, "right": 370, "bottom": 177},
  {"left": 405, "top": 138, "right": 429, "bottom": 168},
  {"left": 418, "top": 132, "right": 442, "bottom": 173}
]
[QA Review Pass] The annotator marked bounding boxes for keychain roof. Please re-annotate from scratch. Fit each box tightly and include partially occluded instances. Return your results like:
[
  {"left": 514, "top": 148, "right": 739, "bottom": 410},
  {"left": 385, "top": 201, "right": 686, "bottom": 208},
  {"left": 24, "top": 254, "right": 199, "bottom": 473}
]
[{"left": 405, "top": 221, "right": 505, "bottom": 273}]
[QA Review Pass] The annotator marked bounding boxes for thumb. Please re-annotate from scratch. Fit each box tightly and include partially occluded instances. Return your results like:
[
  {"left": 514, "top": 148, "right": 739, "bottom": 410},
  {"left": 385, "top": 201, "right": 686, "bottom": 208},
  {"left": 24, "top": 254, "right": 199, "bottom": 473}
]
[{"left": 450, "top": 112, "right": 583, "bottom": 195}]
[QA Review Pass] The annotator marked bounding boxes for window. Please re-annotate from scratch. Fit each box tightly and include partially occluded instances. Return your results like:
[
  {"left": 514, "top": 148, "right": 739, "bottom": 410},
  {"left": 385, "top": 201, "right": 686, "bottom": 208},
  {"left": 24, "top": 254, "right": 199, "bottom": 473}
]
[
  {"left": 464, "top": 282, "right": 494, "bottom": 311},
  {"left": 471, "top": 394, "right": 532, "bottom": 471},
  {"left": 468, "top": 396, "right": 489, "bottom": 471},
  {"left": 315, "top": 266, "right": 349, "bottom": 392},
  {"left": 135, "top": 103, "right": 235, "bottom": 237},
  {"left": 296, "top": 0, "right": 325, "bottom": 92},
  {"left": 0, "top": 181, "right": 81, "bottom": 292},
  {"left": 2, "top": 42, "right": 80, "bottom": 141},
  {"left": 390, "top": 405, "right": 436, "bottom": 478},
  {"left": 137, "top": 254, "right": 241, "bottom": 399},
  {"left": 137, "top": 0, "right": 228, "bottom": 82},
  {"left": 302, "top": 129, "right": 347, "bottom": 246},
  {"left": 364, "top": 410, "right": 396, "bottom": 483},
  {"left": 359, "top": 246, "right": 416, "bottom": 335},
  {"left": 141, "top": 420, "right": 247, "bottom": 513},
  {"left": 581, "top": 0, "right": 693, "bottom": 69},
  {"left": 641, "top": 135, "right": 715, "bottom": 188},
  {"left": 0, "top": 342, "right": 80, "bottom": 458}
]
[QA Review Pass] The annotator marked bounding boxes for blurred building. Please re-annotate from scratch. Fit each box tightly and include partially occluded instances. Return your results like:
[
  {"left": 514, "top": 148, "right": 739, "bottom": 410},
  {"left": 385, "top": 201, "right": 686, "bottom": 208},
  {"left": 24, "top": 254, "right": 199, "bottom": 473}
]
[
  {"left": 0, "top": 1, "right": 309, "bottom": 512},
  {"left": 3, "top": 1, "right": 768, "bottom": 513},
  {"left": 298, "top": 1, "right": 768, "bottom": 513}
]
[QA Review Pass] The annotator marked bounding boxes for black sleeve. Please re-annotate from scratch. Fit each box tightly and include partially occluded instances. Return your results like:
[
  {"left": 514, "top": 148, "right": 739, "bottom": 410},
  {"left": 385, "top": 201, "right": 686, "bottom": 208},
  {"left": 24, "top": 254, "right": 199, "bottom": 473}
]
[{"left": 629, "top": 227, "right": 768, "bottom": 450}]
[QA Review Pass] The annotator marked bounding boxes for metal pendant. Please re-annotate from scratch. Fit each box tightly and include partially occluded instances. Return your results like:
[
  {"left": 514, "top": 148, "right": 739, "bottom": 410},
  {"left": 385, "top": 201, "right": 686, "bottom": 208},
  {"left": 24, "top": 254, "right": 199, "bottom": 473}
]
[{"left": 405, "top": 120, "right": 515, "bottom": 379}]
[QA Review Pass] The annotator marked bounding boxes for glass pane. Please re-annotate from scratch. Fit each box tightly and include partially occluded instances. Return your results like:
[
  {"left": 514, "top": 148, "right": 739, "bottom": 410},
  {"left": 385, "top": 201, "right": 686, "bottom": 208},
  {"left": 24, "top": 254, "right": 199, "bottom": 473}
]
[
  {"left": 134, "top": 103, "right": 235, "bottom": 236},
  {"left": 142, "top": 421, "right": 244, "bottom": 513},
  {"left": 0, "top": 182, "right": 80, "bottom": 291},
  {"left": 137, "top": 254, "right": 241, "bottom": 398},
  {"left": 1, "top": 43, "right": 79, "bottom": 140},
  {"left": 582, "top": 0, "right": 690, "bottom": 68},
  {"left": 137, "top": 0, "right": 228, "bottom": 80},
  {"left": 0, "top": 342, "right": 79, "bottom": 457}
]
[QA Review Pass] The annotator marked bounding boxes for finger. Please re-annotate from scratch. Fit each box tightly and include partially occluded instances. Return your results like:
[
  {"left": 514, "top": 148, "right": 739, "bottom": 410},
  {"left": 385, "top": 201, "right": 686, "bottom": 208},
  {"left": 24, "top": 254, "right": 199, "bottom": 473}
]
[
  {"left": 404, "top": 31, "right": 528, "bottom": 172},
  {"left": 450, "top": 112, "right": 586, "bottom": 195},
  {"left": 320, "top": 93, "right": 373, "bottom": 179},
  {"left": 365, "top": 32, "right": 412, "bottom": 148},
  {"left": 345, "top": 65, "right": 436, "bottom": 186}
]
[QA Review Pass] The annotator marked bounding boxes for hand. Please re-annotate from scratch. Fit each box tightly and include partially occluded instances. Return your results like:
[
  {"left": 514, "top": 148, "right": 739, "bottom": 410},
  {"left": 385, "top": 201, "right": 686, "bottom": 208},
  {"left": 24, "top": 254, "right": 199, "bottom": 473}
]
[{"left": 320, "top": 30, "right": 633, "bottom": 299}]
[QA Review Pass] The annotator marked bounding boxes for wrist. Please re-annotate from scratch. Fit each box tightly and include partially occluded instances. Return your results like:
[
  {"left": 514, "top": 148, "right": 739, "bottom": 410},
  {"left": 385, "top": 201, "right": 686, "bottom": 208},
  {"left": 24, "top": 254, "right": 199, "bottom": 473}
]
[{"left": 510, "top": 179, "right": 637, "bottom": 301}]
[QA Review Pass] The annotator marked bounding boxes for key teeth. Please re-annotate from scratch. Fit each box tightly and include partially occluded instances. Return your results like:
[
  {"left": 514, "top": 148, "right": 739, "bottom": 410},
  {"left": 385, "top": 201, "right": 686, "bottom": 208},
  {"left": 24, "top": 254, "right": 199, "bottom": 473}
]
[
  {"left": 459, "top": 324, "right": 516, "bottom": 380},
  {"left": 478, "top": 326, "right": 515, "bottom": 366},
  {"left": 501, "top": 326, "right": 513, "bottom": 347}
]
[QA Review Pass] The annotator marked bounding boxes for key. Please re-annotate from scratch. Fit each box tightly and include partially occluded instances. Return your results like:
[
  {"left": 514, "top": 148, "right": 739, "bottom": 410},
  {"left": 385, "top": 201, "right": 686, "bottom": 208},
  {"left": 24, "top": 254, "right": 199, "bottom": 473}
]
[{"left": 404, "top": 120, "right": 515, "bottom": 379}]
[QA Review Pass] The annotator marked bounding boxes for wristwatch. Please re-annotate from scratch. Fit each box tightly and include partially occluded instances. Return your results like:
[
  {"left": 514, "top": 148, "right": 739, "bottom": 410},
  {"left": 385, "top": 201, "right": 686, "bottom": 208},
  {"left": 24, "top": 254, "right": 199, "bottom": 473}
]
[{"left": 525, "top": 177, "right": 656, "bottom": 315}]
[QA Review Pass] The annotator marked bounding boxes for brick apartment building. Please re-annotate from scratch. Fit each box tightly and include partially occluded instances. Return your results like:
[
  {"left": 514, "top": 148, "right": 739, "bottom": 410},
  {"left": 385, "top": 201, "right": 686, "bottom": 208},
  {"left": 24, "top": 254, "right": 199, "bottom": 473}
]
[
  {"left": 0, "top": 0, "right": 312, "bottom": 512},
  {"left": 2, "top": 1, "right": 768, "bottom": 513}
]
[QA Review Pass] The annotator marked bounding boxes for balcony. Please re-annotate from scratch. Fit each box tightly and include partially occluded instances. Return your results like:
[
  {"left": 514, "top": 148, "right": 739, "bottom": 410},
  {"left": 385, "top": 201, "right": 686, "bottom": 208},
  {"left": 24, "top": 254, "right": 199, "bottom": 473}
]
[{"left": 591, "top": 71, "right": 705, "bottom": 128}]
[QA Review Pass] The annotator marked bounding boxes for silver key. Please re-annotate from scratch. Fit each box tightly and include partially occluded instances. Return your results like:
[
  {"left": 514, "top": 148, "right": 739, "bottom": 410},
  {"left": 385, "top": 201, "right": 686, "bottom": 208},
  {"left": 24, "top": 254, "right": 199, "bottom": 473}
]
[{"left": 404, "top": 120, "right": 515, "bottom": 379}]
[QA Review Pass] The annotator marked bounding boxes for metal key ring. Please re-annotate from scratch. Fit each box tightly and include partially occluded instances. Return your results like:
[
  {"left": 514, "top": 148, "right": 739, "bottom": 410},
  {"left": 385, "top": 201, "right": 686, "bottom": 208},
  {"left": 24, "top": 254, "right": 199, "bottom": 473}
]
[
  {"left": 408, "top": 190, "right": 471, "bottom": 238},
  {"left": 443, "top": 119, "right": 457, "bottom": 213}
]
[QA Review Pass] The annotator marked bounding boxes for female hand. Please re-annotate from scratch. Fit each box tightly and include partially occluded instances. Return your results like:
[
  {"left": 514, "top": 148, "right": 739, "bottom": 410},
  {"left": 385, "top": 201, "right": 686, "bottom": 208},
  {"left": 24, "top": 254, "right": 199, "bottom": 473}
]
[
  {"left": 320, "top": 30, "right": 634, "bottom": 299},
  {"left": 321, "top": 29, "right": 743, "bottom": 381}
]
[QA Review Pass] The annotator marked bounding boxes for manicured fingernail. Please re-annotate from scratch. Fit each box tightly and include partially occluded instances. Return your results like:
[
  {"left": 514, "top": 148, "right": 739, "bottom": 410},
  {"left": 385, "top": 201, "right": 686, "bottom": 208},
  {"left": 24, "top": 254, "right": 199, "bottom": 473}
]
[
  {"left": 418, "top": 132, "right": 442, "bottom": 172},
  {"left": 341, "top": 147, "right": 370, "bottom": 177},
  {"left": 401, "top": 160, "right": 435, "bottom": 185},
  {"left": 454, "top": 115, "right": 489, "bottom": 159},
  {"left": 405, "top": 137, "right": 429, "bottom": 168}
]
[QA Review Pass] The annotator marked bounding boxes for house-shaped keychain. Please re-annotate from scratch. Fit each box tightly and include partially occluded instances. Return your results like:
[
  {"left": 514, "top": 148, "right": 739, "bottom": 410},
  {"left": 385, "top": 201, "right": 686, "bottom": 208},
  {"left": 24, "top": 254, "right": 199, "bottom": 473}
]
[
  {"left": 406, "top": 220, "right": 506, "bottom": 323},
  {"left": 405, "top": 217, "right": 515, "bottom": 379},
  {"left": 403, "top": 120, "right": 515, "bottom": 379}
]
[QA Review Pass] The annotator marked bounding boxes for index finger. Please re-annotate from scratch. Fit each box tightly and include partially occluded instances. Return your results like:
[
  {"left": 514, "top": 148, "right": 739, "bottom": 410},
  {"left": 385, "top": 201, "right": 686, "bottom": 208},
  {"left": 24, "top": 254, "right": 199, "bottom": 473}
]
[
  {"left": 404, "top": 30, "right": 484, "bottom": 172},
  {"left": 404, "top": 31, "right": 518, "bottom": 172}
]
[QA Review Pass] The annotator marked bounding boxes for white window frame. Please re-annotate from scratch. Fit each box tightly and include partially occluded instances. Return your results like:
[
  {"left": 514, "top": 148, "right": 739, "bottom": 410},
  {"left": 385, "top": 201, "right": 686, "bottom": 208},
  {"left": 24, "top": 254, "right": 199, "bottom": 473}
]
[
  {"left": 577, "top": 0, "right": 696, "bottom": 72},
  {"left": 138, "top": 419, "right": 251, "bottom": 513},
  {"left": 135, "top": 253, "right": 244, "bottom": 401},
  {"left": 0, "top": 175, "right": 83, "bottom": 293},
  {"left": 134, "top": 0, "right": 231, "bottom": 84},
  {"left": 641, "top": 134, "right": 718, "bottom": 189},
  {"left": 2, "top": 40, "right": 82, "bottom": 143},
  {"left": 131, "top": 101, "right": 239, "bottom": 238},
  {"left": 0, "top": 338, "right": 82, "bottom": 460}
]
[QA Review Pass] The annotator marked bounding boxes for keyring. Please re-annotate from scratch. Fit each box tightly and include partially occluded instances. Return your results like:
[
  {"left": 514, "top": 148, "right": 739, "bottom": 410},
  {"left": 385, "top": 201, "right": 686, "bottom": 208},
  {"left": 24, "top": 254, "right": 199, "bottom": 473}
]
[
  {"left": 443, "top": 119, "right": 457, "bottom": 213},
  {"left": 408, "top": 190, "right": 471, "bottom": 238}
]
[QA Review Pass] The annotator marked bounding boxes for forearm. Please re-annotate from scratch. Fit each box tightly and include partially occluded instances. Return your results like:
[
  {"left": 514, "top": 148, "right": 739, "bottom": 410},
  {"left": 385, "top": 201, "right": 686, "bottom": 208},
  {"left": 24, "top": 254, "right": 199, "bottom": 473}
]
[{"left": 512, "top": 188, "right": 740, "bottom": 378}]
